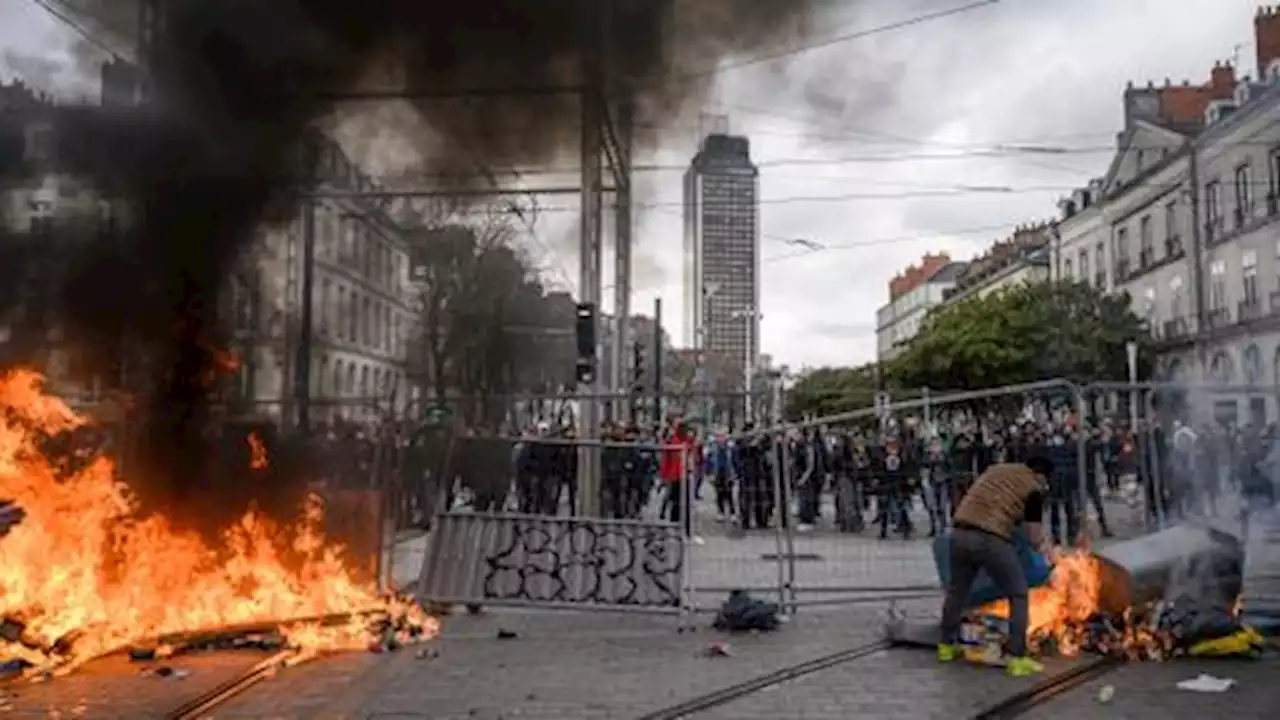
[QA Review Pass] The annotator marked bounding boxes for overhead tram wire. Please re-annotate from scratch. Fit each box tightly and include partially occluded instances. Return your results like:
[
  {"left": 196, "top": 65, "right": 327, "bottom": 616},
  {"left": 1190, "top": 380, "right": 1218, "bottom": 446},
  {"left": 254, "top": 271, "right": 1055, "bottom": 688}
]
[
  {"left": 629, "top": 0, "right": 1004, "bottom": 90},
  {"left": 27, "top": 0, "right": 128, "bottom": 58}
]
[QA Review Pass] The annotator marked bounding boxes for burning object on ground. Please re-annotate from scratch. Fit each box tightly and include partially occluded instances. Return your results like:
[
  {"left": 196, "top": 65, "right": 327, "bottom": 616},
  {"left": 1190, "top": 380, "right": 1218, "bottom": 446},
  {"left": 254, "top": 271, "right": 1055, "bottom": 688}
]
[
  {"left": 0, "top": 370, "right": 439, "bottom": 677},
  {"left": 892, "top": 522, "right": 1259, "bottom": 661},
  {"left": 0, "top": 501, "right": 23, "bottom": 536}
]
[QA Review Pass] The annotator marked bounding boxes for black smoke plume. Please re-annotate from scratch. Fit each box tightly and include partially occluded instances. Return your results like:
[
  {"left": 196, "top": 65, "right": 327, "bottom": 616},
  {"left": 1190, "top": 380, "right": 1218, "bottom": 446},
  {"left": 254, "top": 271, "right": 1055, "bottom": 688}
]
[{"left": 1, "top": 0, "right": 830, "bottom": 534}]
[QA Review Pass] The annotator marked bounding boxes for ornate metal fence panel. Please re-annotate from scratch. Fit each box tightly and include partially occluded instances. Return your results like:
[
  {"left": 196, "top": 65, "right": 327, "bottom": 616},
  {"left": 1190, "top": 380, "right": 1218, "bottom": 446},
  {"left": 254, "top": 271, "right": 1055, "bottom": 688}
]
[{"left": 417, "top": 511, "right": 686, "bottom": 612}]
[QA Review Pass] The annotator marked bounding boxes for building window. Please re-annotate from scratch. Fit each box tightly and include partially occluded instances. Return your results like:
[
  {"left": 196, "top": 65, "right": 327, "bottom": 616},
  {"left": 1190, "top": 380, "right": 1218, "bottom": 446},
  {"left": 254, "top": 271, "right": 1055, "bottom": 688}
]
[
  {"left": 1170, "top": 275, "right": 1185, "bottom": 319},
  {"left": 1235, "top": 163, "right": 1252, "bottom": 226},
  {"left": 337, "top": 286, "right": 348, "bottom": 342},
  {"left": 1164, "top": 200, "right": 1180, "bottom": 253},
  {"left": 1063, "top": 258, "right": 1073, "bottom": 277},
  {"left": 318, "top": 356, "right": 329, "bottom": 397},
  {"left": 320, "top": 278, "right": 331, "bottom": 337},
  {"left": 348, "top": 290, "right": 359, "bottom": 342},
  {"left": 1269, "top": 148, "right": 1280, "bottom": 203},
  {"left": 1114, "top": 227, "right": 1129, "bottom": 277},
  {"left": 1078, "top": 249, "right": 1090, "bottom": 281},
  {"left": 1206, "top": 180, "right": 1222, "bottom": 229},
  {"left": 333, "top": 359, "right": 344, "bottom": 395},
  {"left": 1142, "top": 287, "right": 1156, "bottom": 322},
  {"left": 362, "top": 296, "right": 373, "bottom": 347},
  {"left": 1210, "top": 260, "right": 1227, "bottom": 312},
  {"left": 1139, "top": 215, "right": 1153, "bottom": 266},
  {"left": 1244, "top": 250, "right": 1259, "bottom": 305}
]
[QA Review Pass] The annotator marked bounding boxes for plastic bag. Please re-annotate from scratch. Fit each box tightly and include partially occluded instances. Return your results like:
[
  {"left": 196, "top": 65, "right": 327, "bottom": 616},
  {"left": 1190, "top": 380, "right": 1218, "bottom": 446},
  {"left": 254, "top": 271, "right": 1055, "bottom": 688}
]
[{"left": 934, "top": 526, "right": 1052, "bottom": 609}]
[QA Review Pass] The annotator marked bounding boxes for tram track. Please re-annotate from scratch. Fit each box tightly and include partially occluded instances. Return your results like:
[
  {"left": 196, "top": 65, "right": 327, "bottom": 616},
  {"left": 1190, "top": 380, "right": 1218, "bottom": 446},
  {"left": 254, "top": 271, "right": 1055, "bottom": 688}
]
[
  {"left": 968, "top": 656, "right": 1124, "bottom": 720},
  {"left": 163, "top": 650, "right": 296, "bottom": 720},
  {"left": 633, "top": 638, "right": 893, "bottom": 720}
]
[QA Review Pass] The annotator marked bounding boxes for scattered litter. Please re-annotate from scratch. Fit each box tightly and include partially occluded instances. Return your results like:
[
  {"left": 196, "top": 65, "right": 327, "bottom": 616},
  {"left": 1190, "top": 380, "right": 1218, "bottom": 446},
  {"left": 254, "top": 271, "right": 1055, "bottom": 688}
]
[
  {"left": 415, "top": 647, "right": 439, "bottom": 660},
  {"left": 712, "top": 591, "right": 780, "bottom": 633},
  {"left": 142, "top": 666, "right": 190, "bottom": 679},
  {"left": 1175, "top": 674, "right": 1235, "bottom": 693},
  {"left": 1097, "top": 684, "right": 1115, "bottom": 703},
  {"left": 703, "top": 642, "right": 732, "bottom": 658},
  {"left": 496, "top": 629, "right": 518, "bottom": 640}
]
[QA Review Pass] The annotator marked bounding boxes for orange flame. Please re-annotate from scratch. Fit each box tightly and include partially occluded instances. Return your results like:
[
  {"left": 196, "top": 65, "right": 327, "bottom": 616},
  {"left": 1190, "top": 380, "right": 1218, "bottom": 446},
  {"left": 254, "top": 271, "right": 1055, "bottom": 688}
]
[
  {"left": 248, "top": 431, "right": 268, "bottom": 471},
  {"left": 978, "top": 548, "right": 1104, "bottom": 657},
  {"left": 0, "top": 369, "right": 436, "bottom": 675}
]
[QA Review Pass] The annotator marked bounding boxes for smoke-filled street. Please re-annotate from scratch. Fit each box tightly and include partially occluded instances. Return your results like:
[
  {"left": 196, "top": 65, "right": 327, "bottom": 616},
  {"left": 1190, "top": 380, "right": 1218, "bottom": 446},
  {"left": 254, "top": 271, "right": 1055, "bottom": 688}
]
[{"left": 2, "top": 0, "right": 1280, "bottom": 717}]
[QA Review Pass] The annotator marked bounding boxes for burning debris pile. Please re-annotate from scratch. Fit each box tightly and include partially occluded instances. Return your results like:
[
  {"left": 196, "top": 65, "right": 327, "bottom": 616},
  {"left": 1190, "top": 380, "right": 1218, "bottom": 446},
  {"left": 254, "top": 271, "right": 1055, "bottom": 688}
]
[
  {"left": 972, "top": 540, "right": 1266, "bottom": 662},
  {"left": 0, "top": 369, "right": 437, "bottom": 679}
]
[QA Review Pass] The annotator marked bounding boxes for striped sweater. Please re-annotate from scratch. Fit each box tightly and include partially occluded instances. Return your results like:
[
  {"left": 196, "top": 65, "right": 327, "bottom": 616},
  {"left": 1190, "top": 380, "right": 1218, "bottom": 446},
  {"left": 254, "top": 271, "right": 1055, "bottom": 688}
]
[{"left": 952, "top": 463, "right": 1046, "bottom": 541}]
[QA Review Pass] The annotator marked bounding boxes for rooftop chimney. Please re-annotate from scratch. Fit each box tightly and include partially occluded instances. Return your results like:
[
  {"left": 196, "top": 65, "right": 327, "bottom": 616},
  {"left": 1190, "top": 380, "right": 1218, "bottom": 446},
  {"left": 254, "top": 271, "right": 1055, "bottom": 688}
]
[{"left": 1258, "top": 5, "right": 1280, "bottom": 80}]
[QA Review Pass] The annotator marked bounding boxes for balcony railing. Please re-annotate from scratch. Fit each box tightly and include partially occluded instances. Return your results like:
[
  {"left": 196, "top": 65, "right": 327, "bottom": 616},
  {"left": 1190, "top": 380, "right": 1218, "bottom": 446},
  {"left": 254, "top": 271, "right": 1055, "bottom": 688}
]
[
  {"left": 1207, "top": 306, "right": 1232, "bottom": 328},
  {"left": 1239, "top": 298, "right": 1263, "bottom": 322},
  {"left": 1204, "top": 220, "right": 1218, "bottom": 244},
  {"left": 1138, "top": 247, "right": 1154, "bottom": 268},
  {"left": 1162, "top": 317, "right": 1190, "bottom": 340},
  {"left": 1114, "top": 258, "right": 1130, "bottom": 280},
  {"left": 1234, "top": 206, "right": 1246, "bottom": 229},
  {"left": 1164, "top": 236, "right": 1183, "bottom": 257}
]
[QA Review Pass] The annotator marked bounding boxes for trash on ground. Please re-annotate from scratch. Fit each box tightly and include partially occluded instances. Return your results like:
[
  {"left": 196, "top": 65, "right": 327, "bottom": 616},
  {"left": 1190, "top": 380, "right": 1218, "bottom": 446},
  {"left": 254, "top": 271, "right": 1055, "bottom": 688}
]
[
  {"left": 143, "top": 666, "right": 190, "bottom": 679},
  {"left": 1097, "top": 684, "right": 1115, "bottom": 703},
  {"left": 704, "top": 641, "right": 732, "bottom": 657},
  {"left": 415, "top": 647, "right": 439, "bottom": 660},
  {"left": 712, "top": 590, "right": 780, "bottom": 633},
  {"left": 1175, "top": 674, "right": 1235, "bottom": 693},
  {"left": 496, "top": 629, "right": 518, "bottom": 640}
]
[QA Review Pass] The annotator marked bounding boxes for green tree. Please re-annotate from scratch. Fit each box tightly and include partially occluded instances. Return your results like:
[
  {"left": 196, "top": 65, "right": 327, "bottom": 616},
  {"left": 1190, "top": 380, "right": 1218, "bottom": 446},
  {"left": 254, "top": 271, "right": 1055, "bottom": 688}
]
[
  {"left": 889, "top": 280, "right": 1153, "bottom": 391},
  {"left": 786, "top": 364, "right": 882, "bottom": 419}
]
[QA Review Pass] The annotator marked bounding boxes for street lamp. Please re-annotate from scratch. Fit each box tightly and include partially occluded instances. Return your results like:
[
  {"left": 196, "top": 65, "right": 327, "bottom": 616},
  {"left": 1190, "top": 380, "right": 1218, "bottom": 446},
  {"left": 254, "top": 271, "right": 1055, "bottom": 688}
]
[{"left": 730, "top": 308, "right": 762, "bottom": 422}]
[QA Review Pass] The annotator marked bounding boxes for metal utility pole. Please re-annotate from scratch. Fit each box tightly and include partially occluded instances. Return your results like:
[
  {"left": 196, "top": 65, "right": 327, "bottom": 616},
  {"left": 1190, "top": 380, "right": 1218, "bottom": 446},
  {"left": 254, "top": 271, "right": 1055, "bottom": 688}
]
[
  {"left": 653, "top": 297, "right": 664, "bottom": 422},
  {"left": 576, "top": 5, "right": 606, "bottom": 517},
  {"left": 609, "top": 100, "right": 634, "bottom": 425}
]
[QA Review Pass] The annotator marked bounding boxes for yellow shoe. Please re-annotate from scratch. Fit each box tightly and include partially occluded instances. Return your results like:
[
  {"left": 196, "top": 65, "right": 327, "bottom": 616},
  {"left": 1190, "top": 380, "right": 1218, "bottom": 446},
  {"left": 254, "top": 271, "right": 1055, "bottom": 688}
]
[
  {"left": 937, "top": 643, "right": 962, "bottom": 662},
  {"left": 1005, "top": 656, "right": 1044, "bottom": 677}
]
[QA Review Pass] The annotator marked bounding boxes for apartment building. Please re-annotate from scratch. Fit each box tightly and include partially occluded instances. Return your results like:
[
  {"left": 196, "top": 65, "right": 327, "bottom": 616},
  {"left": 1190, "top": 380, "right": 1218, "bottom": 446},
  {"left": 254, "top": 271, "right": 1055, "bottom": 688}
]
[
  {"left": 1052, "top": 7, "right": 1280, "bottom": 424},
  {"left": 875, "top": 252, "right": 965, "bottom": 361}
]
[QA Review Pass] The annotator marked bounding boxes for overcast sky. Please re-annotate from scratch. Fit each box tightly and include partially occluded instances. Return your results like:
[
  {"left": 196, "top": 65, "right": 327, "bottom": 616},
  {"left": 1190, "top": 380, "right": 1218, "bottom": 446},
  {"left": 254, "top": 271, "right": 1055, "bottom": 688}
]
[{"left": 0, "top": 0, "right": 1268, "bottom": 371}]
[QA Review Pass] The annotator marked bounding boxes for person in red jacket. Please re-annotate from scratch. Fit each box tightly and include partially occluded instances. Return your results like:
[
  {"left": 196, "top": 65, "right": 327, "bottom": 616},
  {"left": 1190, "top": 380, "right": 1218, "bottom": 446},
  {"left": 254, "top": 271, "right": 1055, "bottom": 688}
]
[{"left": 660, "top": 418, "right": 699, "bottom": 541}]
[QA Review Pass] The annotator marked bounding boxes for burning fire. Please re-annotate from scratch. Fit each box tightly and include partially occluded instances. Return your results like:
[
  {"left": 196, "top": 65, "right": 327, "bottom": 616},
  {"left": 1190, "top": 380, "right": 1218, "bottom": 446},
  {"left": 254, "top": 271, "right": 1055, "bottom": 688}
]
[
  {"left": 0, "top": 369, "right": 437, "bottom": 677},
  {"left": 248, "top": 431, "right": 268, "bottom": 471},
  {"left": 974, "top": 540, "right": 1234, "bottom": 661},
  {"left": 977, "top": 547, "right": 1106, "bottom": 656}
]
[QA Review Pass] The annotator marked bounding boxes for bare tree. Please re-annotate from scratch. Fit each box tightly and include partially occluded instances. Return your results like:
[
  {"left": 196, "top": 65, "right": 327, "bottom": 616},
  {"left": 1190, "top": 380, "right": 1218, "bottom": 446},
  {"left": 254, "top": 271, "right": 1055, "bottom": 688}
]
[{"left": 405, "top": 207, "right": 573, "bottom": 429}]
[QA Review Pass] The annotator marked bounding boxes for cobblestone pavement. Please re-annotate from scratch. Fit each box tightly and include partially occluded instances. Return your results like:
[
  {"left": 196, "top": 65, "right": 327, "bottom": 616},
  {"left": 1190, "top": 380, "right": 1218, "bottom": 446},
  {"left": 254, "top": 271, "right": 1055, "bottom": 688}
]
[
  {"left": 3, "top": 650, "right": 274, "bottom": 718},
  {"left": 203, "top": 605, "right": 910, "bottom": 719},
  {"left": 1019, "top": 657, "right": 1280, "bottom": 720},
  {"left": 691, "top": 648, "right": 1087, "bottom": 720}
]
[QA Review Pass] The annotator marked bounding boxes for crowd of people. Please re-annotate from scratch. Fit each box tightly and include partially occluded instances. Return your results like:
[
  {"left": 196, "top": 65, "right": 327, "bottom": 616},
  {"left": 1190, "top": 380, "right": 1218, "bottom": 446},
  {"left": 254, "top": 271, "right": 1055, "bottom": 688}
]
[{"left": 381, "top": 403, "right": 1280, "bottom": 541}]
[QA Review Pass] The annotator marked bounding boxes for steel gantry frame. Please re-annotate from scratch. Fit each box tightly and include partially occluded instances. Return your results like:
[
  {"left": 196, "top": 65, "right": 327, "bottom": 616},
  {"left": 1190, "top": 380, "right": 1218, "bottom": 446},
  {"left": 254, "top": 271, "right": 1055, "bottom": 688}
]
[{"left": 134, "top": 0, "right": 633, "bottom": 515}]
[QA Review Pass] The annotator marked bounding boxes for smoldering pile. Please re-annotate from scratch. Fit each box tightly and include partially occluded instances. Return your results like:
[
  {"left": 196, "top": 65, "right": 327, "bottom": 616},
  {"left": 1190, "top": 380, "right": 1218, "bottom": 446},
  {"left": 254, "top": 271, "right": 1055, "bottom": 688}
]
[
  {"left": 0, "top": 0, "right": 836, "bottom": 535},
  {"left": 964, "top": 596, "right": 1267, "bottom": 663}
]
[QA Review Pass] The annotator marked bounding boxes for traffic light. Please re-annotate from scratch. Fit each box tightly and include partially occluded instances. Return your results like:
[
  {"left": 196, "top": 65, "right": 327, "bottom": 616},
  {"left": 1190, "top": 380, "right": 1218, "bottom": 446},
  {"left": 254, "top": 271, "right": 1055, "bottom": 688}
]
[
  {"left": 575, "top": 358, "right": 595, "bottom": 384},
  {"left": 575, "top": 302, "right": 596, "bottom": 358},
  {"left": 631, "top": 341, "right": 644, "bottom": 392},
  {"left": 574, "top": 302, "right": 597, "bottom": 384}
]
